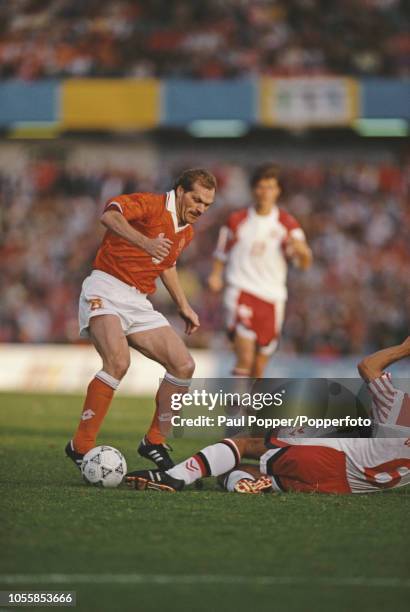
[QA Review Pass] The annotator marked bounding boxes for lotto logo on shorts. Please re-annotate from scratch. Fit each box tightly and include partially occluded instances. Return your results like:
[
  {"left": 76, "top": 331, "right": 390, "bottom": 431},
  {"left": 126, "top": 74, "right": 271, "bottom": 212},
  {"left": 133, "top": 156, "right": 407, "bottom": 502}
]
[{"left": 88, "top": 298, "right": 103, "bottom": 311}]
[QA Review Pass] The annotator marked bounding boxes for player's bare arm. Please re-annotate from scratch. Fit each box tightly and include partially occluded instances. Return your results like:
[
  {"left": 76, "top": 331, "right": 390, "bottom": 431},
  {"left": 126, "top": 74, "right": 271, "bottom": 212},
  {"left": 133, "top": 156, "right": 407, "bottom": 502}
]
[
  {"left": 286, "top": 235, "right": 313, "bottom": 270},
  {"left": 358, "top": 336, "right": 410, "bottom": 382},
  {"left": 208, "top": 258, "right": 225, "bottom": 292},
  {"left": 160, "top": 266, "right": 200, "bottom": 335},
  {"left": 101, "top": 209, "right": 172, "bottom": 259}
]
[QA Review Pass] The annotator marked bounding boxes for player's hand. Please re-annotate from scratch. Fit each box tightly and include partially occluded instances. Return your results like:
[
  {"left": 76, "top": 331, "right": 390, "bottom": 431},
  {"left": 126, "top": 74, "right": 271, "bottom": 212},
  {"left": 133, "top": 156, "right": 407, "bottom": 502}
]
[
  {"left": 207, "top": 272, "right": 224, "bottom": 293},
  {"left": 144, "top": 233, "right": 173, "bottom": 260},
  {"left": 179, "top": 305, "right": 200, "bottom": 335}
]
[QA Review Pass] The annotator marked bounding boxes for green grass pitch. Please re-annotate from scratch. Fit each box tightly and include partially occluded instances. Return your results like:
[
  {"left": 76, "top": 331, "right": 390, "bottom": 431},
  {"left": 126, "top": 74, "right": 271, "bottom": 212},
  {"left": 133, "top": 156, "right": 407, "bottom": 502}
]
[{"left": 0, "top": 392, "right": 409, "bottom": 612}]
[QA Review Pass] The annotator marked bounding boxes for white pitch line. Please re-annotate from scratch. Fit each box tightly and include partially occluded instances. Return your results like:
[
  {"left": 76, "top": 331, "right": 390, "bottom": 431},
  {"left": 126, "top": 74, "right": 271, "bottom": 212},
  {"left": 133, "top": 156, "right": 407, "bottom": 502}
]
[{"left": 0, "top": 575, "right": 409, "bottom": 588}]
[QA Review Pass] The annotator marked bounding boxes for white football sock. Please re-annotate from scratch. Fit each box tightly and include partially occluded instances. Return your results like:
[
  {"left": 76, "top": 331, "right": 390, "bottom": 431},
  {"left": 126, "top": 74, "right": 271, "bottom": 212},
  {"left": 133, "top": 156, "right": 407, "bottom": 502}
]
[
  {"left": 166, "top": 456, "right": 202, "bottom": 485},
  {"left": 95, "top": 370, "right": 120, "bottom": 390},
  {"left": 167, "top": 439, "right": 241, "bottom": 485}
]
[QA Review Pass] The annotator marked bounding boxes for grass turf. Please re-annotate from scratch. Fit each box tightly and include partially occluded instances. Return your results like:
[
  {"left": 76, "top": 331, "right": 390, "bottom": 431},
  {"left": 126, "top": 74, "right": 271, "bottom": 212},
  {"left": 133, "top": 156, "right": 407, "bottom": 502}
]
[{"left": 0, "top": 392, "right": 409, "bottom": 612}]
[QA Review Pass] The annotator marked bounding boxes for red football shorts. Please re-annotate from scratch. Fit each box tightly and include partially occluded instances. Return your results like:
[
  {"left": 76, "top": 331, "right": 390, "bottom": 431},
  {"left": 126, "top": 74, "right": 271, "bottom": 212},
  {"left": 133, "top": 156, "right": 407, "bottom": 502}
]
[
  {"left": 260, "top": 440, "right": 351, "bottom": 494},
  {"left": 224, "top": 287, "right": 285, "bottom": 355}
]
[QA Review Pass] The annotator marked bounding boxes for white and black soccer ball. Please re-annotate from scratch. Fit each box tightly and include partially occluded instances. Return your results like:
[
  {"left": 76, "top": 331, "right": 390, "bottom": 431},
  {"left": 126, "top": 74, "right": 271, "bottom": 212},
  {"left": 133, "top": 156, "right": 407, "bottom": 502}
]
[{"left": 81, "top": 446, "right": 127, "bottom": 488}]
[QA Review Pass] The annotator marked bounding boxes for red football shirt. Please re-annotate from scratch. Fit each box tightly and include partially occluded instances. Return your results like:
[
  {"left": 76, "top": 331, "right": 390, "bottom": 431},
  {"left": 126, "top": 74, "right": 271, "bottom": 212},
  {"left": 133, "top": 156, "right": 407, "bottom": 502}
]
[{"left": 93, "top": 190, "right": 194, "bottom": 294}]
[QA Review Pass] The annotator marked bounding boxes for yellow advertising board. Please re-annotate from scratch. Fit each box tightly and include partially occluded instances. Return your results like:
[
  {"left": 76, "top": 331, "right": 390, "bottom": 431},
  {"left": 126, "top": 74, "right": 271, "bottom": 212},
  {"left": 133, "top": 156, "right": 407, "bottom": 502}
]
[{"left": 61, "top": 79, "right": 160, "bottom": 130}]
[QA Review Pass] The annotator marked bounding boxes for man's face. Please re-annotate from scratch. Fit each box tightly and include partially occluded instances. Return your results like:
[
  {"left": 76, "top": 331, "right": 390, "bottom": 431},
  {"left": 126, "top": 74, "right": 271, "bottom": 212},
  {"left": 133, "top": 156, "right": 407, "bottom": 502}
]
[
  {"left": 177, "top": 181, "right": 215, "bottom": 225},
  {"left": 253, "top": 177, "right": 281, "bottom": 206}
]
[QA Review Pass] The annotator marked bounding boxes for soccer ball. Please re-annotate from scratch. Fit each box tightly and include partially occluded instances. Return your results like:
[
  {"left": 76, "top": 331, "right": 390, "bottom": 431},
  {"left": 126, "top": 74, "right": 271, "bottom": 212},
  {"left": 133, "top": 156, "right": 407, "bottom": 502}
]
[{"left": 81, "top": 445, "right": 127, "bottom": 488}]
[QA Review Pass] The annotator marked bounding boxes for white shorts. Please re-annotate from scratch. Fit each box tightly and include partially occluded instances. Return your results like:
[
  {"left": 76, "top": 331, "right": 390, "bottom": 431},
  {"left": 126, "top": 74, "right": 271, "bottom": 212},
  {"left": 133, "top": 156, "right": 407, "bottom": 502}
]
[{"left": 79, "top": 270, "right": 169, "bottom": 338}]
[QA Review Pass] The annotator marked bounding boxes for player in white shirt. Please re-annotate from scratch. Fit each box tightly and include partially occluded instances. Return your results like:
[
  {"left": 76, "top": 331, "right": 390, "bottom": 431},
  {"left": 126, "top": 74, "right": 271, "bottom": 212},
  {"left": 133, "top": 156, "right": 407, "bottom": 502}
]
[
  {"left": 208, "top": 164, "right": 312, "bottom": 377},
  {"left": 126, "top": 337, "right": 410, "bottom": 495}
]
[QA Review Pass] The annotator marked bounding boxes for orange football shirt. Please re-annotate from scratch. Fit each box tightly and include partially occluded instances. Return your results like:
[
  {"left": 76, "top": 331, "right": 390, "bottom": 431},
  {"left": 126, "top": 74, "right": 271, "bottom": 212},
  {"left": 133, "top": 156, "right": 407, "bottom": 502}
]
[{"left": 93, "top": 190, "right": 194, "bottom": 294}]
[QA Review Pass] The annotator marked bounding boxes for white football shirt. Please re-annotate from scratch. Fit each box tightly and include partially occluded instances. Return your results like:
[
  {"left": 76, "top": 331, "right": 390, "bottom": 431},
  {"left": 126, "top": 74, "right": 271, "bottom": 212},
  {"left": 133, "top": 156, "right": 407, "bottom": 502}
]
[
  {"left": 214, "top": 206, "right": 305, "bottom": 303},
  {"left": 277, "top": 374, "right": 410, "bottom": 493}
]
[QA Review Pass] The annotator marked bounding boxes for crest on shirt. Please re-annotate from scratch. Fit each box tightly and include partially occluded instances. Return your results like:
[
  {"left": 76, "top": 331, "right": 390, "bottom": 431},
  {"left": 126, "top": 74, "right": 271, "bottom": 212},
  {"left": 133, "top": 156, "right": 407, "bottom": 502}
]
[
  {"left": 176, "top": 237, "right": 186, "bottom": 256},
  {"left": 88, "top": 298, "right": 103, "bottom": 311}
]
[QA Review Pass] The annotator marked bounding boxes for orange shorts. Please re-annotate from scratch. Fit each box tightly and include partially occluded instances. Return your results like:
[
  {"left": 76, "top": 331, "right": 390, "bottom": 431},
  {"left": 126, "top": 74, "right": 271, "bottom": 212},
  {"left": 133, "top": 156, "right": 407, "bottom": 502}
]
[{"left": 260, "top": 440, "right": 351, "bottom": 494}]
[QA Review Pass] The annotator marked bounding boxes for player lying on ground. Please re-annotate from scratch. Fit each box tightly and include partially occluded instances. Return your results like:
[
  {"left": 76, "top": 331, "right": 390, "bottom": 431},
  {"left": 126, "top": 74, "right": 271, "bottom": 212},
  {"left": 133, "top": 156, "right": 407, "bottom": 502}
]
[
  {"left": 208, "top": 164, "right": 312, "bottom": 378},
  {"left": 127, "top": 337, "right": 410, "bottom": 494},
  {"left": 66, "top": 168, "right": 216, "bottom": 472}
]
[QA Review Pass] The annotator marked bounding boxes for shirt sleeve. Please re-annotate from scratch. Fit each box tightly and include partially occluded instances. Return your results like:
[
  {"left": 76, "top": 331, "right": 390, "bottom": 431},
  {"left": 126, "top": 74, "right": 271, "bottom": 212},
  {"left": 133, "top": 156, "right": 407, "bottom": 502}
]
[
  {"left": 367, "top": 372, "right": 410, "bottom": 427},
  {"left": 213, "top": 211, "right": 246, "bottom": 261},
  {"left": 280, "top": 210, "right": 306, "bottom": 241},
  {"left": 103, "top": 193, "right": 160, "bottom": 222}
]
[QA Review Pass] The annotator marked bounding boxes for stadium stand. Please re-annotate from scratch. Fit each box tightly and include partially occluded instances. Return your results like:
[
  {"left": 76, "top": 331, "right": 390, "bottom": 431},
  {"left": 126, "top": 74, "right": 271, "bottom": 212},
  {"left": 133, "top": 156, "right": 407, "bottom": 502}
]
[
  {"left": 0, "top": 0, "right": 408, "bottom": 79},
  {"left": 1, "top": 143, "right": 408, "bottom": 354}
]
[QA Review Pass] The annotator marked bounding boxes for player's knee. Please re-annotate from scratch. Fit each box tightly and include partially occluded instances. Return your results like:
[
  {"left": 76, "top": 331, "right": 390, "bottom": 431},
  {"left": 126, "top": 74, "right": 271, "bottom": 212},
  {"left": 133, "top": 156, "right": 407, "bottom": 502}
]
[
  {"left": 172, "top": 354, "right": 195, "bottom": 380},
  {"left": 229, "top": 437, "right": 247, "bottom": 455},
  {"left": 103, "top": 354, "right": 130, "bottom": 380}
]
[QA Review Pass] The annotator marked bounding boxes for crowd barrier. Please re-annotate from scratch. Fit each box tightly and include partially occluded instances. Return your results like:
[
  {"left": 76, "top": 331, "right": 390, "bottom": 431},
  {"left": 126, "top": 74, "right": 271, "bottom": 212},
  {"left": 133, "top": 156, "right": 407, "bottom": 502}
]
[{"left": 0, "top": 344, "right": 408, "bottom": 395}]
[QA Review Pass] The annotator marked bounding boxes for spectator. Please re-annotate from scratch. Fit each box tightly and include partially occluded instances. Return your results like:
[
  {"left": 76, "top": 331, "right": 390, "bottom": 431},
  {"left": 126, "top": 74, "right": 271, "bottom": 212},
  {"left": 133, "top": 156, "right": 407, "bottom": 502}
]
[
  {"left": 0, "top": 0, "right": 408, "bottom": 80},
  {"left": 0, "top": 143, "right": 408, "bottom": 355}
]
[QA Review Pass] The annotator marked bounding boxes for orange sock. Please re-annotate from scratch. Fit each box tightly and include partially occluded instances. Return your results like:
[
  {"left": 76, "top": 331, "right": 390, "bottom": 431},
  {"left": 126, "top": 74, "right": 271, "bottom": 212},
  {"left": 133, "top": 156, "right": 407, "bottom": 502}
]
[
  {"left": 146, "top": 373, "right": 191, "bottom": 445},
  {"left": 146, "top": 386, "right": 171, "bottom": 445},
  {"left": 146, "top": 414, "right": 165, "bottom": 445},
  {"left": 72, "top": 372, "right": 119, "bottom": 454}
]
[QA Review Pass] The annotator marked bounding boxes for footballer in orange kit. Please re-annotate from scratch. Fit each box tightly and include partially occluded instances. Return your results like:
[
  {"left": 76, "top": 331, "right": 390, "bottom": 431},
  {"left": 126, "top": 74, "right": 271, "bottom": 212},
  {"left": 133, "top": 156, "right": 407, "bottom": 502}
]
[{"left": 65, "top": 168, "right": 216, "bottom": 471}]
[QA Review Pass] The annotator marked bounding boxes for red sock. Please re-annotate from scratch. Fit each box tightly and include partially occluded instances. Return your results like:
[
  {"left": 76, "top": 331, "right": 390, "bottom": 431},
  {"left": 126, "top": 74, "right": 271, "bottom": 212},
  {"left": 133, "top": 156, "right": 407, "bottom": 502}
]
[{"left": 73, "top": 372, "right": 119, "bottom": 454}]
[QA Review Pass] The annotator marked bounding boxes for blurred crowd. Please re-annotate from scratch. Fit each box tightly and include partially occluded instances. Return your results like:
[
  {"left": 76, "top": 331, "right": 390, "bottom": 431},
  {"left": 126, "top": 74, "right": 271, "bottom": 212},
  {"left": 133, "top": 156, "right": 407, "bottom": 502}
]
[
  {"left": 1, "top": 142, "right": 409, "bottom": 356},
  {"left": 0, "top": 0, "right": 408, "bottom": 80}
]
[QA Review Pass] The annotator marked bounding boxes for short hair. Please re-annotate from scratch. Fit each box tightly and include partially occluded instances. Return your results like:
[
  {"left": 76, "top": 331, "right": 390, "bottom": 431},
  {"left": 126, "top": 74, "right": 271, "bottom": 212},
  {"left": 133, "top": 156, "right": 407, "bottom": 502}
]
[
  {"left": 250, "top": 164, "right": 281, "bottom": 188},
  {"left": 174, "top": 168, "right": 217, "bottom": 192}
]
